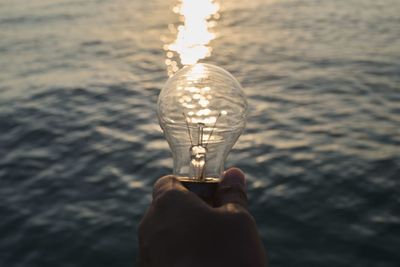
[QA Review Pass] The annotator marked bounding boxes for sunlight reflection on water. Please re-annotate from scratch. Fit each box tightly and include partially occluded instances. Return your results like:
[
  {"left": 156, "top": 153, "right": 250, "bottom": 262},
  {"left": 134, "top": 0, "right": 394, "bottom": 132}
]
[{"left": 162, "top": 0, "right": 220, "bottom": 76}]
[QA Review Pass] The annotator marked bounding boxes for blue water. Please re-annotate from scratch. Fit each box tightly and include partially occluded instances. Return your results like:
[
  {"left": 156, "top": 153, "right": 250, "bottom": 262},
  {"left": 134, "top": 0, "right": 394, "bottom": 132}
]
[{"left": 1, "top": 0, "right": 399, "bottom": 266}]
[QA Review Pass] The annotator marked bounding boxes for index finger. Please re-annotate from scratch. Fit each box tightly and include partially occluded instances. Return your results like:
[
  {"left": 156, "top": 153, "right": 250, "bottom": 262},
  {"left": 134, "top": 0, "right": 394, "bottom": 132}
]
[{"left": 215, "top": 168, "right": 248, "bottom": 208}]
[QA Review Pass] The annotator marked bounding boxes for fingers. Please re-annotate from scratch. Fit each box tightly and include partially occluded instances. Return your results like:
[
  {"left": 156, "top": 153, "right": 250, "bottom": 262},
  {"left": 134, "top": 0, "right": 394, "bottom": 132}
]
[
  {"left": 152, "top": 175, "right": 188, "bottom": 201},
  {"left": 215, "top": 167, "right": 248, "bottom": 208}
]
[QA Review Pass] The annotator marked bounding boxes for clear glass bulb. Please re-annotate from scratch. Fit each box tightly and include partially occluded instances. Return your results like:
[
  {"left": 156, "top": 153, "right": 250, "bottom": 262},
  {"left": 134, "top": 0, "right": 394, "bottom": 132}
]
[{"left": 157, "top": 63, "right": 248, "bottom": 183}]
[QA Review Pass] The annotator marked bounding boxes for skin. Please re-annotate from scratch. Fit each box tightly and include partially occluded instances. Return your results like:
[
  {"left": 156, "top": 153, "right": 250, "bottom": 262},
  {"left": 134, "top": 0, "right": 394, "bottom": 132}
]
[{"left": 138, "top": 168, "right": 267, "bottom": 267}]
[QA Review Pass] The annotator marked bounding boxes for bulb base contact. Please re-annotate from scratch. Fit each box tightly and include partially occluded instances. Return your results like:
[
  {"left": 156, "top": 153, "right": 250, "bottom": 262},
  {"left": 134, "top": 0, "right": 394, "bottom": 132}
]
[{"left": 179, "top": 177, "right": 219, "bottom": 205}]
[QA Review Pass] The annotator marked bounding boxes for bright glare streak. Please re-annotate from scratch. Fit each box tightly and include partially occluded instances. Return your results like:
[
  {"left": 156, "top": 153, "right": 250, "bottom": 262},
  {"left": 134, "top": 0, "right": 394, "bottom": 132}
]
[{"left": 164, "top": 0, "right": 220, "bottom": 76}]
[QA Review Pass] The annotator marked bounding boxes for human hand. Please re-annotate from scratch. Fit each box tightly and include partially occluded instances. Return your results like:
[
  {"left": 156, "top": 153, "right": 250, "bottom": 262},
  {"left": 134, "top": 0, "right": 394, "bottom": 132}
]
[{"left": 138, "top": 168, "right": 267, "bottom": 267}]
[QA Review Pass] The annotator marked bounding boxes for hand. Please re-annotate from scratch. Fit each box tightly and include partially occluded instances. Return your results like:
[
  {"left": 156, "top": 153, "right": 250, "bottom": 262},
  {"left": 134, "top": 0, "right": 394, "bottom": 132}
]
[{"left": 138, "top": 168, "right": 267, "bottom": 267}]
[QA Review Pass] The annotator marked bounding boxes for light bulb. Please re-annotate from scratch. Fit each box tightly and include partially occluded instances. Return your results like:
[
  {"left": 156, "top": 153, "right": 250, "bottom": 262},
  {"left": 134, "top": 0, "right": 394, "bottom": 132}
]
[{"left": 157, "top": 63, "right": 247, "bottom": 191}]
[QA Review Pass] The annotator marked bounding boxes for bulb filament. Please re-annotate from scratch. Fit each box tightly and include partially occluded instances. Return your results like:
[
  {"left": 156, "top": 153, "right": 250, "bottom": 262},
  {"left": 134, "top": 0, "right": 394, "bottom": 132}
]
[
  {"left": 190, "top": 125, "right": 207, "bottom": 180},
  {"left": 183, "top": 112, "right": 221, "bottom": 180}
]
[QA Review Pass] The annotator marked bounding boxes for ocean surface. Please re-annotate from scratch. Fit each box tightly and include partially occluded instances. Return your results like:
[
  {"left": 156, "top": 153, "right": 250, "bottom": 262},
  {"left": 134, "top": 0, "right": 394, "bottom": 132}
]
[{"left": 1, "top": 0, "right": 399, "bottom": 266}]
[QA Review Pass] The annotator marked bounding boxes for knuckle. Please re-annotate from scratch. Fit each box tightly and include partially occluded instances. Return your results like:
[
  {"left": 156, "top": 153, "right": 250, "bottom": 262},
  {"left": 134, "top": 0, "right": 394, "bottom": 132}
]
[
  {"left": 225, "top": 204, "right": 255, "bottom": 225},
  {"left": 236, "top": 210, "right": 256, "bottom": 227}
]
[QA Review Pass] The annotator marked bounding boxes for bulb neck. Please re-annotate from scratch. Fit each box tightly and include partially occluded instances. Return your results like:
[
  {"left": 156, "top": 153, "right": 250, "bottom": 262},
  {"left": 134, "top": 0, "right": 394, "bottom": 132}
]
[{"left": 162, "top": 121, "right": 243, "bottom": 181}]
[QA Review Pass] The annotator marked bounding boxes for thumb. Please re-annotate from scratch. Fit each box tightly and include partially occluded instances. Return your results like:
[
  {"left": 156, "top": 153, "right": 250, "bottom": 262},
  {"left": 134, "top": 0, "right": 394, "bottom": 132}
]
[{"left": 215, "top": 167, "right": 247, "bottom": 207}]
